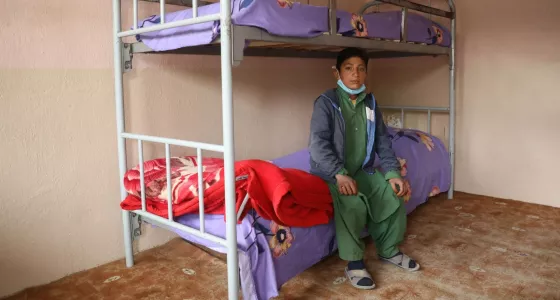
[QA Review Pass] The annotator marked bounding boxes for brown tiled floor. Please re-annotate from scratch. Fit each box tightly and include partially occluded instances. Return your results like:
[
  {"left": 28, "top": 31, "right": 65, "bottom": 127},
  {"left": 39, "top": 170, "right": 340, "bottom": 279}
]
[{"left": 5, "top": 193, "right": 560, "bottom": 300}]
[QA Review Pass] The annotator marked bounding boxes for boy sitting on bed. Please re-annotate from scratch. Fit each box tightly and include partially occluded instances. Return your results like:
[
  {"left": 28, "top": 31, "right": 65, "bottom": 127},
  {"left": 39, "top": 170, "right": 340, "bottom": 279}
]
[{"left": 308, "top": 47, "right": 419, "bottom": 290}]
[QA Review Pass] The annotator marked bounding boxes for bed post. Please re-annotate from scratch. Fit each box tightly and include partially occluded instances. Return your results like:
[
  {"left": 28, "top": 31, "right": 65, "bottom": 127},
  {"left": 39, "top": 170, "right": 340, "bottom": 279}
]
[
  {"left": 448, "top": 0, "right": 456, "bottom": 200},
  {"left": 112, "top": 0, "right": 134, "bottom": 267},
  {"left": 220, "top": 0, "right": 240, "bottom": 299},
  {"left": 328, "top": 0, "right": 337, "bottom": 35}
]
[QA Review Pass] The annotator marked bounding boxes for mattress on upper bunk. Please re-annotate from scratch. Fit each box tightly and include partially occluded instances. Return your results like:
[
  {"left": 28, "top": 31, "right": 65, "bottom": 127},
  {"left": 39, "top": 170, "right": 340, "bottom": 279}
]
[
  {"left": 135, "top": 0, "right": 329, "bottom": 51},
  {"left": 337, "top": 11, "right": 451, "bottom": 47},
  {"left": 135, "top": 0, "right": 451, "bottom": 52},
  {"left": 167, "top": 127, "right": 450, "bottom": 300}
]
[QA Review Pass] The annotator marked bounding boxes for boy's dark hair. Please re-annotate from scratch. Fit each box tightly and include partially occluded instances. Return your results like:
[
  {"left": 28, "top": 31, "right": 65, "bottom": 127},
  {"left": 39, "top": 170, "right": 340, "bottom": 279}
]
[{"left": 335, "top": 47, "right": 369, "bottom": 71}]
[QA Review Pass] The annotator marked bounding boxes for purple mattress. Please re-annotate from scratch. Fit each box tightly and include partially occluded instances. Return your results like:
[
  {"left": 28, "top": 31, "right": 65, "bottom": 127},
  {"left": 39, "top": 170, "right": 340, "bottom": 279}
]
[
  {"left": 136, "top": 0, "right": 329, "bottom": 51},
  {"left": 135, "top": 1, "right": 451, "bottom": 52},
  {"left": 337, "top": 11, "right": 451, "bottom": 47},
  {"left": 172, "top": 127, "right": 450, "bottom": 300}
]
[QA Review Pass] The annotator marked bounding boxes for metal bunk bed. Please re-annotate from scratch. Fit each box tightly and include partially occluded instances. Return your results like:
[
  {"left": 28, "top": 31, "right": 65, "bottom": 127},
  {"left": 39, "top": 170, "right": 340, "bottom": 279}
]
[{"left": 112, "top": 0, "right": 456, "bottom": 299}]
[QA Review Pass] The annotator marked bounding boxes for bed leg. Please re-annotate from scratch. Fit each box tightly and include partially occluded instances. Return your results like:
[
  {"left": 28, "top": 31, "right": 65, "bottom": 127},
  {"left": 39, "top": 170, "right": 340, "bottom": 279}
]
[
  {"left": 220, "top": 0, "right": 240, "bottom": 299},
  {"left": 447, "top": 2, "right": 456, "bottom": 200},
  {"left": 113, "top": 0, "right": 135, "bottom": 267},
  {"left": 122, "top": 211, "right": 135, "bottom": 267}
]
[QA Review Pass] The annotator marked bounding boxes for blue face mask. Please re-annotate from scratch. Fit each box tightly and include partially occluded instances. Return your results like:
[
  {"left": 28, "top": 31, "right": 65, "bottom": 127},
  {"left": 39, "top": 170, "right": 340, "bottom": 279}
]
[
  {"left": 335, "top": 69, "right": 366, "bottom": 95},
  {"left": 337, "top": 79, "right": 366, "bottom": 95}
]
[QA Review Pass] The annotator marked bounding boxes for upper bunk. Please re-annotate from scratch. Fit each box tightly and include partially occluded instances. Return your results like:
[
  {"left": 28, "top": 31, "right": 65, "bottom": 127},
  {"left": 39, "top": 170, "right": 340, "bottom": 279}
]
[{"left": 123, "top": 0, "right": 456, "bottom": 64}]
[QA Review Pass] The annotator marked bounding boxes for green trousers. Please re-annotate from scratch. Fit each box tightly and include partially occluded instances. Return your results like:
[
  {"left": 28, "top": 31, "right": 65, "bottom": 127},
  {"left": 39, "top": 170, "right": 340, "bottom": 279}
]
[{"left": 328, "top": 170, "right": 406, "bottom": 261}]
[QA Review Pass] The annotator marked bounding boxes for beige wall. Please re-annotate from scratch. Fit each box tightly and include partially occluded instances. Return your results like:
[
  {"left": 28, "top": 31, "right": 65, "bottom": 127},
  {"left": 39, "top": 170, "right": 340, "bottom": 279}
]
[
  {"left": 0, "top": 0, "right": 558, "bottom": 297},
  {"left": 371, "top": 0, "right": 560, "bottom": 207}
]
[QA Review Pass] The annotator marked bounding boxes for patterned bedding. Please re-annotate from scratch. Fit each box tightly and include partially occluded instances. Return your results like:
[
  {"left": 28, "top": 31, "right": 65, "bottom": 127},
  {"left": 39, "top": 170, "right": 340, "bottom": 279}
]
[{"left": 121, "top": 157, "right": 334, "bottom": 227}]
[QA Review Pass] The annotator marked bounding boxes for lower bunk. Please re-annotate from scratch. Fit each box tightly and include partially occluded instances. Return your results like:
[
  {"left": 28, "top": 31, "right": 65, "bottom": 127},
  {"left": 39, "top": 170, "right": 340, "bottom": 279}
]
[{"left": 121, "top": 127, "right": 450, "bottom": 300}]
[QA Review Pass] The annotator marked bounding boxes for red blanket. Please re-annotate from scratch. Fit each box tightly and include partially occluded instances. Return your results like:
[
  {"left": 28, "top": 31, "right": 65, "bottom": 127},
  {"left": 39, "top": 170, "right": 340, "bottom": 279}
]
[{"left": 120, "top": 156, "right": 333, "bottom": 227}]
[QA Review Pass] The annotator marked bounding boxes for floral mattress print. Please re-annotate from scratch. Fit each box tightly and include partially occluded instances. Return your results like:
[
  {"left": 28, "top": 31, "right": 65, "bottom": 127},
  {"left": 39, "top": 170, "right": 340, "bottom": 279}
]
[
  {"left": 338, "top": 11, "right": 451, "bottom": 47},
  {"left": 382, "top": 127, "right": 451, "bottom": 213}
]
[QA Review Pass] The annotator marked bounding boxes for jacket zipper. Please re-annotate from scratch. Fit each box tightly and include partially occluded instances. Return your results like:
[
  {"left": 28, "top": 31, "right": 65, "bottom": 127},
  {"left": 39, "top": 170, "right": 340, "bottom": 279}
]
[{"left": 328, "top": 99, "right": 345, "bottom": 165}]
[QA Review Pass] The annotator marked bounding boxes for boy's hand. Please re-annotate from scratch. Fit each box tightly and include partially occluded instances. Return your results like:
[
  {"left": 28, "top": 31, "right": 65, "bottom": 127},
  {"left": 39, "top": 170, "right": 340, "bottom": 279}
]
[
  {"left": 335, "top": 174, "right": 358, "bottom": 196},
  {"left": 388, "top": 178, "right": 407, "bottom": 197}
]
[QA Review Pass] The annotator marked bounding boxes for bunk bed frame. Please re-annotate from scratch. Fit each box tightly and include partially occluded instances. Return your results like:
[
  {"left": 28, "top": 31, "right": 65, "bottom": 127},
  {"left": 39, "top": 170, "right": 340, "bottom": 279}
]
[{"left": 112, "top": 0, "right": 456, "bottom": 298}]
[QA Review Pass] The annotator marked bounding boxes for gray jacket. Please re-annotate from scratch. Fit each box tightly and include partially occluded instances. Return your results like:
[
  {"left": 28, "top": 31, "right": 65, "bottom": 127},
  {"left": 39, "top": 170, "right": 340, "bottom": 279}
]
[{"left": 308, "top": 88, "right": 400, "bottom": 183}]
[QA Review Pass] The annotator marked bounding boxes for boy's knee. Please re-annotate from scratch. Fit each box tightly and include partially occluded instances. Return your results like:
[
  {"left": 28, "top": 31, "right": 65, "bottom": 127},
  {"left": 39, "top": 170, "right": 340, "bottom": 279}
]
[{"left": 340, "top": 194, "right": 368, "bottom": 213}]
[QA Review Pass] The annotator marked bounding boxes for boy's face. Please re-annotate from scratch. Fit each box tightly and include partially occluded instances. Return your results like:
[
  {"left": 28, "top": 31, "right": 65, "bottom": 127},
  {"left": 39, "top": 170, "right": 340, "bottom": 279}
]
[{"left": 338, "top": 56, "right": 367, "bottom": 90}]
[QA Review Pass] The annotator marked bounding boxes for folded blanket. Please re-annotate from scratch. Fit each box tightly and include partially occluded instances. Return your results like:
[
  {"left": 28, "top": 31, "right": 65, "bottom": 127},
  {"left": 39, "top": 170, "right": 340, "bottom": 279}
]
[{"left": 120, "top": 156, "right": 333, "bottom": 227}]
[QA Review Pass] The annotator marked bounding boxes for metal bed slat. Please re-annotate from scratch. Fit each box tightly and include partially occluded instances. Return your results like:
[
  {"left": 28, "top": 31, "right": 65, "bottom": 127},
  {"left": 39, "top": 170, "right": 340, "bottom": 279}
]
[
  {"left": 138, "top": 141, "right": 147, "bottom": 211},
  {"left": 133, "top": 0, "right": 138, "bottom": 30},
  {"left": 160, "top": 0, "right": 166, "bottom": 23},
  {"left": 165, "top": 144, "right": 173, "bottom": 221},
  {"left": 372, "top": 0, "right": 454, "bottom": 18},
  {"left": 129, "top": 25, "right": 451, "bottom": 57},
  {"left": 380, "top": 106, "right": 450, "bottom": 112},
  {"left": 117, "top": 13, "right": 220, "bottom": 38},
  {"left": 236, "top": 26, "right": 450, "bottom": 55},
  {"left": 133, "top": 210, "right": 227, "bottom": 246},
  {"left": 380, "top": 105, "right": 449, "bottom": 135},
  {"left": 197, "top": 148, "right": 205, "bottom": 233},
  {"left": 192, "top": 0, "right": 198, "bottom": 18},
  {"left": 141, "top": 0, "right": 211, "bottom": 6},
  {"left": 401, "top": 8, "right": 408, "bottom": 43},
  {"left": 121, "top": 132, "right": 224, "bottom": 152},
  {"left": 428, "top": 110, "right": 432, "bottom": 134},
  {"left": 128, "top": 43, "right": 440, "bottom": 61}
]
